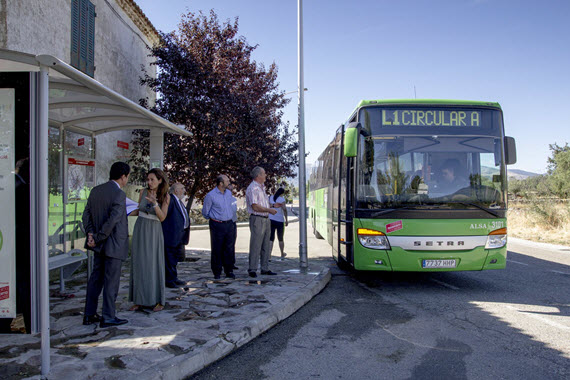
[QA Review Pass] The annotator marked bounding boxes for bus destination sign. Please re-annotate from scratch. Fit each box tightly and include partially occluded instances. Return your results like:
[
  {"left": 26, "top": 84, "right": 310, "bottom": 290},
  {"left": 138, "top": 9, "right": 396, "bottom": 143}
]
[{"left": 381, "top": 109, "right": 481, "bottom": 127}]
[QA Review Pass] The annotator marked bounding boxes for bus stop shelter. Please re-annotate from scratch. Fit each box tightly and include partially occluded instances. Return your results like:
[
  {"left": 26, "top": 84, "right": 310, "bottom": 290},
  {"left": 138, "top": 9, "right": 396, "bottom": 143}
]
[{"left": 0, "top": 48, "right": 190, "bottom": 376}]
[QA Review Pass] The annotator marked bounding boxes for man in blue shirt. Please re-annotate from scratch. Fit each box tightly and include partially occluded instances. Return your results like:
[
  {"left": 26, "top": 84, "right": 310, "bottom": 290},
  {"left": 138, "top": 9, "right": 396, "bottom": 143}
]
[{"left": 202, "top": 175, "right": 236, "bottom": 279}]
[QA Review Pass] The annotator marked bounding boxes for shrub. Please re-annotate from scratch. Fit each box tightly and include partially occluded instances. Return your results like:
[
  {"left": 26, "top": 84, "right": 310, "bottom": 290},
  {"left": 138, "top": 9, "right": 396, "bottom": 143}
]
[
  {"left": 528, "top": 199, "right": 569, "bottom": 229},
  {"left": 189, "top": 207, "right": 250, "bottom": 225}
]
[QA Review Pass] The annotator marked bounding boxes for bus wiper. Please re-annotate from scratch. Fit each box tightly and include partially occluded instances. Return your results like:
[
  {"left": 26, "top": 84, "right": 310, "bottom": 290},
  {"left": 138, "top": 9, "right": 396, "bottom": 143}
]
[
  {"left": 370, "top": 209, "right": 397, "bottom": 217},
  {"left": 369, "top": 206, "right": 414, "bottom": 217},
  {"left": 447, "top": 202, "right": 500, "bottom": 217}
]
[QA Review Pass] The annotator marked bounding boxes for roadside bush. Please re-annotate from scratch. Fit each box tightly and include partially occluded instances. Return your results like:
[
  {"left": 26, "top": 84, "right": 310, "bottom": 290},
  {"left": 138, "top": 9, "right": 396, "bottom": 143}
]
[
  {"left": 528, "top": 199, "right": 569, "bottom": 229},
  {"left": 189, "top": 207, "right": 250, "bottom": 225},
  {"left": 508, "top": 198, "right": 570, "bottom": 245}
]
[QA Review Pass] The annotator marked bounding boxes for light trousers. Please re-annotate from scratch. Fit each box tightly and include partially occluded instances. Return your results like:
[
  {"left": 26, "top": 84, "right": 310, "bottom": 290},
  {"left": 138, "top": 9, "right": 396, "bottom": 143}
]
[{"left": 248, "top": 215, "right": 271, "bottom": 272}]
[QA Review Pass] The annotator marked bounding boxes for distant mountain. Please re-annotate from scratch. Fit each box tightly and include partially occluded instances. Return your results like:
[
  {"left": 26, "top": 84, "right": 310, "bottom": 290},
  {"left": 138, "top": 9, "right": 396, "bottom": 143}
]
[
  {"left": 474, "top": 166, "right": 540, "bottom": 181},
  {"left": 507, "top": 169, "right": 541, "bottom": 180}
]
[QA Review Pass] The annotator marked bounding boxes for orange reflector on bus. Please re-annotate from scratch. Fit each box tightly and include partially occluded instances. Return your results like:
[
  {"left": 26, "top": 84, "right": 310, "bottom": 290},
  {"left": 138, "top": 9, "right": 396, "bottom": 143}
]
[
  {"left": 357, "top": 228, "right": 386, "bottom": 236},
  {"left": 489, "top": 227, "right": 507, "bottom": 235}
]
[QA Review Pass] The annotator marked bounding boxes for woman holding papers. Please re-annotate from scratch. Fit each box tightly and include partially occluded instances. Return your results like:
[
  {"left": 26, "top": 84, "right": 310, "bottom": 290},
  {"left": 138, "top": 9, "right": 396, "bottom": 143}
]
[{"left": 129, "top": 168, "right": 170, "bottom": 312}]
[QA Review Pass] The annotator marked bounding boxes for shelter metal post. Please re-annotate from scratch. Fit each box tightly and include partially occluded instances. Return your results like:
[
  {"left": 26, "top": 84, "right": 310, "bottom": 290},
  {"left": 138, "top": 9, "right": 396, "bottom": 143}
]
[
  {"left": 29, "top": 74, "right": 39, "bottom": 334},
  {"left": 37, "top": 65, "right": 50, "bottom": 376}
]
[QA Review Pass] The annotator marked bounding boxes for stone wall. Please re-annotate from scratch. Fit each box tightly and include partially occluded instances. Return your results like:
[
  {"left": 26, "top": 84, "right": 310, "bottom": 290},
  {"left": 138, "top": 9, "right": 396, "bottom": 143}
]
[
  {"left": 1, "top": 0, "right": 157, "bottom": 102},
  {"left": 0, "top": 0, "right": 160, "bottom": 184}
]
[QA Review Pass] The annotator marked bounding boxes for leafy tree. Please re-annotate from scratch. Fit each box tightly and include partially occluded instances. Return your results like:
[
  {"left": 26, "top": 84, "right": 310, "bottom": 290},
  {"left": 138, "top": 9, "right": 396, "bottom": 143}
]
[
  {"left": 133, "top": 10, "right": 298, "bottom": 205},
  {"left": 508, "top": 174, "right": 551, "bottom": 197},
  {"left": 508, "top": 177, "right": 523, "bottom": 196},
  {"left": 547, "top": 143, "right": 570, "bottom": 198}
]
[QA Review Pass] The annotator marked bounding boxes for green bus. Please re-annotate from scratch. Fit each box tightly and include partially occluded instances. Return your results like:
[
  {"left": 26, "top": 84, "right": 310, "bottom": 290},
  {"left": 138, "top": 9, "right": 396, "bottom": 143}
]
[{"left": 308, "top": 99, "right": 517, "bottom": 271}]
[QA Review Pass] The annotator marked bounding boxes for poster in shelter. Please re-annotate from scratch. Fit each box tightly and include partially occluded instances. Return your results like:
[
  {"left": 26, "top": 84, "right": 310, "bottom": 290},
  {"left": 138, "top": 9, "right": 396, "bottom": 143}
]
[
  {"left": 0, "top": 89, "right": 16, "bottom": 318},
  {"left": 64, "top": 157, "right": 96, "bottom": 203}
]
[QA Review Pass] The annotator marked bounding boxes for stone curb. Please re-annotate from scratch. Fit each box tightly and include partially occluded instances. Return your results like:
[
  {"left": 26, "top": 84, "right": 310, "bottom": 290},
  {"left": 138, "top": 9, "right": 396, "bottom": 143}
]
[
  {"left": 128, "top": 266, "right": 331, "bottom": 379},
  {"left": 190, "top": 216, "right": 300, "bottom": 231}
]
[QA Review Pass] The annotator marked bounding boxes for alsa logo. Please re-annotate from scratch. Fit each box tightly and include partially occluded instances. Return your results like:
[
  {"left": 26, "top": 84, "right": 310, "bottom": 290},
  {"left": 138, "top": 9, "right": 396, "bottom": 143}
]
[
  {"left": 414, "top": 240, "right": 465, "bottom": 247},
  {"left": 470, "top": 221, "right": 504, "bottom": 230}
]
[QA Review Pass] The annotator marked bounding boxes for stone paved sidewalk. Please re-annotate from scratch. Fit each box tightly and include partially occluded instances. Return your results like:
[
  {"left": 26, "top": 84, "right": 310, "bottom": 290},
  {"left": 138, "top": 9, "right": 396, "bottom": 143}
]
[{"left": 0, "top": 250, "right": 331, "bottom": 379}]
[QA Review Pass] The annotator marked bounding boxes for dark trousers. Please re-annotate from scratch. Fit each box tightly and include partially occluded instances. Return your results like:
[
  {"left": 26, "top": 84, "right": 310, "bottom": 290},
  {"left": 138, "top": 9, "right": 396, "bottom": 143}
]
[
  {"left": 165, "top": 244, "right": 184, "bottom": 286},
  {"left": 209, "top": 220, "right": 236, "bottom": 276},
  {"left": 84, "top": 253, "right": 123, "bottom": 321},
  {"left": 270, "top": 220, "right": 285, "bottom": 242},
  {"left": 231, "top": 221, "right": 237, "bottom": 262}
]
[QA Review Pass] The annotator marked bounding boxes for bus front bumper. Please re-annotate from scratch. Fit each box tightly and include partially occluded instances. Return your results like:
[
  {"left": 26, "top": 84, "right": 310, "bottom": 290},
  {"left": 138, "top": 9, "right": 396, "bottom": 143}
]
[{"left": 353, "top": 246, "right": 507, "bottom": 271}]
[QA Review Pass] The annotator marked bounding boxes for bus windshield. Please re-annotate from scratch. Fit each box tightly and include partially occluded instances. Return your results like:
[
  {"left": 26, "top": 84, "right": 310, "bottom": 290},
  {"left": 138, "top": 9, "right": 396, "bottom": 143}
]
[{"left": 356, "top": 135, "right": 506, "bottom": 210}]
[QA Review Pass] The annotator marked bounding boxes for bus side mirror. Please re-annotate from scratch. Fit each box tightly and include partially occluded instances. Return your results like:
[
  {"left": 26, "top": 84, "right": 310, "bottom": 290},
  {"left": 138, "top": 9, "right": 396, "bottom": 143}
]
[
  {"left": 344, "top": 122, "right": 360, "bottom": 157},
  {"left": 504, "top": 136, "right": 517, "bottom": 165}
]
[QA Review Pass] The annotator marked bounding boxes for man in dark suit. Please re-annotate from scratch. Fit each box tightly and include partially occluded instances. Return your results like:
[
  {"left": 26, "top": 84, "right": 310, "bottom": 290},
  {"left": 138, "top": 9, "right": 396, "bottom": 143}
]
[
  {"left": 82, "top": 162, "right": 130, "bottom": 328},
  {"left": 162, "top": 182, "right": 190, "bottom": 288}
]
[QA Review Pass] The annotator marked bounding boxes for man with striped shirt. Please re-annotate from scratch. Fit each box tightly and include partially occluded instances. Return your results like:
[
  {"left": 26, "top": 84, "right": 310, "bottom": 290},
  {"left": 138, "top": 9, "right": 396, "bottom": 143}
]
[{"left": 245, "top": 166, "right": 281, "bottom": 278}]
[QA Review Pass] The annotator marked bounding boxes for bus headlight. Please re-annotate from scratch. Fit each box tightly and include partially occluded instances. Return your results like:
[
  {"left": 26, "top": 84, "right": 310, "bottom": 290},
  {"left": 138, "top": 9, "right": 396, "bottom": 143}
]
[
  {"left": 485, "top": 227, "right": 507, "bottom": 249},
  {"left": 357, "top": 228, "right": 391, "bottom": 250}
]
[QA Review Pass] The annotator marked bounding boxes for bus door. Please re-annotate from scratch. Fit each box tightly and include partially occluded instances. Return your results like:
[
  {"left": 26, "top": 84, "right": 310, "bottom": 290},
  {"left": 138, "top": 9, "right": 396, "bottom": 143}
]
[
  {"left": 339, "top": 128, "right": 355, "bottom": 264},
  {"left": 332, "top": 127, "right": 342, "bottom": 259}
]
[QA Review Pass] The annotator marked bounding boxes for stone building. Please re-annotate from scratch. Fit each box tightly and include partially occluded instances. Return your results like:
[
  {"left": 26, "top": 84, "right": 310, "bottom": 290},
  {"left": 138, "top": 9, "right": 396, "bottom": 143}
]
[
  {"left": 0, "top": 0, "right": 161, "bottom": 181},
  {"left": 1, "top": 0, "right": 158, "bottom": 102}
]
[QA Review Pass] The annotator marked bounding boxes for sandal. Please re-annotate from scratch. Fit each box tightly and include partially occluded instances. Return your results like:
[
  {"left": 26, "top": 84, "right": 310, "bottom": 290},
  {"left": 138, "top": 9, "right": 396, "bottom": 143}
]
[
  {"left": 129, "top": 304, "right": 141, "bottom": 311},
  {"left": 153, "top": 303, "right": 164, "bottom": 312}
]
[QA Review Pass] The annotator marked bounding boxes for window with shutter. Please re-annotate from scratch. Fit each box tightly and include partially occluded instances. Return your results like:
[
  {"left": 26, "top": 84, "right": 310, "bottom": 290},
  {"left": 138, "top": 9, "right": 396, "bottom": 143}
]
[{"left": 70, "top": 0, "right": 96, "bottom": 77}]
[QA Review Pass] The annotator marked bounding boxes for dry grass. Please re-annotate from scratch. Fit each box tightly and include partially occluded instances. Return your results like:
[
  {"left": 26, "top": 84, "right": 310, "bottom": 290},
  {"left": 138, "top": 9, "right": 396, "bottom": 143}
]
[{"left": 508, "top": 200, "right": 570, "bottom": 246}]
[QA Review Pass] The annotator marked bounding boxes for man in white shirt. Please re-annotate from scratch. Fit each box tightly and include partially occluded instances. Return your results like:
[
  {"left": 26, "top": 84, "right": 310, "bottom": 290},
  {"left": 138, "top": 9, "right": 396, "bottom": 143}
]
[{"left": 245, "top": 166, "right": 280, "bottom": 278}]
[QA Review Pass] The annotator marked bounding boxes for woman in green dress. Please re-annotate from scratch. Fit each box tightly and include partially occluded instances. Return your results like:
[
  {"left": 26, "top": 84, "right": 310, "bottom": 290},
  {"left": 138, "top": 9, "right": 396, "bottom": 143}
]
[{"left": 129, "top": 168, "right": 170, "bottom": 312}]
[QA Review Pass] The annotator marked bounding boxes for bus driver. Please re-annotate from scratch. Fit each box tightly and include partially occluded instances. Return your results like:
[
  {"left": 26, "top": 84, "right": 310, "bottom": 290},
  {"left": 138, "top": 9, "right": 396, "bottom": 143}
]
[{"left": 438, "top": 159, "right": 468, "bottom": 194}]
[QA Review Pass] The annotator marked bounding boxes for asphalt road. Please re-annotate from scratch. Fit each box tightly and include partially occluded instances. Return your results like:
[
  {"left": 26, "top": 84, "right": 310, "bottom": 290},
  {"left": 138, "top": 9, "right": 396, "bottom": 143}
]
[{"left": 188, "top": 226, "right": 570, "bottom": 380}]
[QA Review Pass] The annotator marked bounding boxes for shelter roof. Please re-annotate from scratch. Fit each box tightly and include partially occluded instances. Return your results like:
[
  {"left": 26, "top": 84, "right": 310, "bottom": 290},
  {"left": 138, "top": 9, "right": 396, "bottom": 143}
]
[{"left": 0, "top": 48, "right": 190, "bottom": 137}]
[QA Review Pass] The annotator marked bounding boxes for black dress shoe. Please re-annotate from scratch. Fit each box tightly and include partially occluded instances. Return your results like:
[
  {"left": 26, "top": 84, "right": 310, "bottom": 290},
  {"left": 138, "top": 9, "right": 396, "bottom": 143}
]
[
  {"left": 166, "top": 283, "right": 177, "bottom": 288},
  {"left": 214, "top": 274, "right": 221, "bottom": 280},
  {"left": 225, "top": 272, "right": 236, "bottom": 279},
  {"left": 83, "top": 313, "right": 101, "bottom": 325},
  {"left": 233, "top": 266, "right": 239, "bottom": 270},
  {"left": 174, "top": 279, "right": 186, "bottom": 285},
  {"left": 248, "top": 271, "right": 257, "bottom": 278},
  {"left": 261, "top": 270, "right": 277, "bottom": 275},
  {"left": 100, "top": 317, "right": 128, "bottom": 328}
]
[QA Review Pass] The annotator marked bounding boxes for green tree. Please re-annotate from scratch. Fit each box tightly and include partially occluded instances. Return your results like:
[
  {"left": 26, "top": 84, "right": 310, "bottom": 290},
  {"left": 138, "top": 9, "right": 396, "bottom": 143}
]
[
  {"left": 509, "top": 175, "right": 550, "bottom": 197},
  {"left": 133, "top": 10, "right": 298, "bottom": 205},
  {"left": 547, "top": 143, "right": 570, "bottom": 198},
  {"left": 508, "top": 177, "right": 523, "bottom": 196}
]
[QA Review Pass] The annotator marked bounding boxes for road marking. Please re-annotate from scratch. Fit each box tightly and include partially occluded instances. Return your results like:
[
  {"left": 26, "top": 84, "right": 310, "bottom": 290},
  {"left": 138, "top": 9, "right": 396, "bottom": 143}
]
[
  {"left": 505, "top": 305, "right": 570, "bottom": 331},
  {"left": 550, "top": 270, "right": 570, "bottom": 276},
  {"left": 507, "top": 259, "right": 528, "bottom": 266},
  {"left": 430, "top": 278, "right": 460, "bottom": 290}
]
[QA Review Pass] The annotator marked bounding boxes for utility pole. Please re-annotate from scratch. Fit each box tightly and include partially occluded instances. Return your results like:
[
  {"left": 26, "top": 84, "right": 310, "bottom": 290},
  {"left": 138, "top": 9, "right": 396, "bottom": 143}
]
[{"left": 298, "top": 0, "right": 308, "bottom": 268}]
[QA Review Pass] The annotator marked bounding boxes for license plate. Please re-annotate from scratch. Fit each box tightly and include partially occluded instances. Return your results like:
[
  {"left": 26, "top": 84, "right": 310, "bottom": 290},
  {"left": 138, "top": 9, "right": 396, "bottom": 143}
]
[{"left": 422, "top": 259, "right": 456, "bottom": 268}]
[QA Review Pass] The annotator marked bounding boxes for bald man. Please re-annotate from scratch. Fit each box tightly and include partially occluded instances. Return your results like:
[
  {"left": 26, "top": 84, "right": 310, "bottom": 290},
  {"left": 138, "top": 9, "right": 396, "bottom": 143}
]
[{"left": 162, "top": 182, "right": 190, "bottom": 287}]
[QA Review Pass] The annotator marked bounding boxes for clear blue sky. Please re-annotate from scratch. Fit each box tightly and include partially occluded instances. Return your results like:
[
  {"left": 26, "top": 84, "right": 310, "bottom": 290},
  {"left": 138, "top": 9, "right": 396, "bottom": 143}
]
[{"left": 135, "top": 0, "right": 570, "bottom": 174}]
